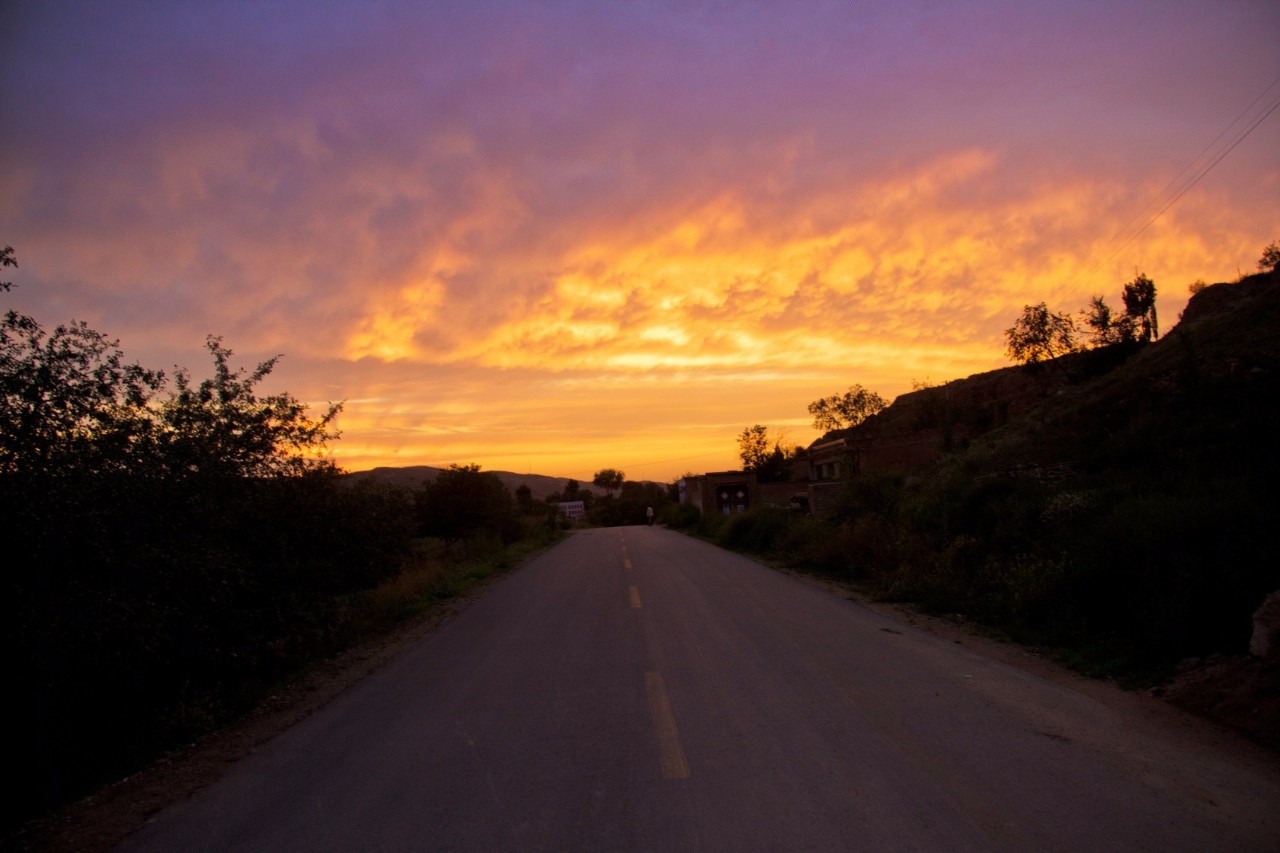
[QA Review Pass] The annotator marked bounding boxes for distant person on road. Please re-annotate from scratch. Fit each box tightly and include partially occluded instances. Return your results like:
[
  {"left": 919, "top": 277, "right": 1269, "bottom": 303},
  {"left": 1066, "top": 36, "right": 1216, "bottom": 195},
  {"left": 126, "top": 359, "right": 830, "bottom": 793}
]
[{"left": 646, "top": 506, "right": 655, "bottom": 526}]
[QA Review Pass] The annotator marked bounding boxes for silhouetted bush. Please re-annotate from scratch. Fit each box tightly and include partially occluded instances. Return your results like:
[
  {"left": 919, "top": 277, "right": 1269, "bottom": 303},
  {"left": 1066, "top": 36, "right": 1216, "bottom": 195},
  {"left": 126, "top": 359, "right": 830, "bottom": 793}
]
[
  {"left": 778, "top": 515, "right": 850, "bottom": 574},
  {"left": 2, "top": 249, "right": 516, "bottom": 831},
  {"left": 694, "top": 509, "right": 729, "bottom": 539},
  {"left": 414, "top": 464, "right": 522, "bottom": 544},
  {"left": 588, "top": 480, "right": 670, "bottom": 527},
  {"left": 659, "top": 501, "right": 701, "bottom": 529},
  {"left": 717, "top": 506, "right": 793, "bottom": 553},
  {"left": 3, "top": 471, "right": 415, "bottom": 829},
  {"left": 709, "top": 274, "right": 1280, "bottom": 684}
]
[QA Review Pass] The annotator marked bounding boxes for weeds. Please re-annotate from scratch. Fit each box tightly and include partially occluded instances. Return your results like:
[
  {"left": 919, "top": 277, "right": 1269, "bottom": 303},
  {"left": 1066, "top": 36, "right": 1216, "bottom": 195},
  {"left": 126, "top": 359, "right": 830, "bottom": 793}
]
[
  {"left": 710, "top": 360, "right": 1278, "bottom": 687},
  {"left": 3, "top": 473, "right": 559, "bottom": 832}
]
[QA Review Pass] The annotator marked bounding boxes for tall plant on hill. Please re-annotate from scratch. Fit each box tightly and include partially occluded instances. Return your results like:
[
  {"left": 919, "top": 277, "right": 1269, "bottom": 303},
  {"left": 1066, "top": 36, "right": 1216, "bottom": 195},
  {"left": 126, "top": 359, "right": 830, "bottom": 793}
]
[
  {"left": 1121, "top": 272, "right": 1158, "bottom": 342},
  {"left": 1081, "top": 273, "right": 1159, "bottom": 348},
  {"left": 1256, "top": 239, "right": 1279, "bottom": 272},
  {"left": 1082, "top": 295, "right": 1122, "bottom": 347}
]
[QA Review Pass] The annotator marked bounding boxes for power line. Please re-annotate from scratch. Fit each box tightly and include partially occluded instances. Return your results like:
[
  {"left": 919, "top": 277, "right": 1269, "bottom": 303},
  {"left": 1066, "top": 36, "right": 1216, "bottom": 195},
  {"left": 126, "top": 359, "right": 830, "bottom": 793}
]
[
  {"left": 1122, "top": 95, "right": 1280, "bottom": 249},
  {"left": 1087, "top": 70, "right": 1280, "bottom": 276},
  {"left": 1094, "top": 72, "right": 1280, "bottom": 263}
]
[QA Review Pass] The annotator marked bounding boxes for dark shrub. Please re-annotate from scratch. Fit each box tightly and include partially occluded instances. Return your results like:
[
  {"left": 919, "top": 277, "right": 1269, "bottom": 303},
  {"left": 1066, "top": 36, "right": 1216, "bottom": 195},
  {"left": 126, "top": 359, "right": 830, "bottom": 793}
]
[
  {"left": 718, "top": 506, "right": 792, "bottom": 553},
  {"left": 661, "top": 501, "right": 701, "bottom": 528},
  {"left": 415, "top": 464, "right": 521, "bottom": 544}
]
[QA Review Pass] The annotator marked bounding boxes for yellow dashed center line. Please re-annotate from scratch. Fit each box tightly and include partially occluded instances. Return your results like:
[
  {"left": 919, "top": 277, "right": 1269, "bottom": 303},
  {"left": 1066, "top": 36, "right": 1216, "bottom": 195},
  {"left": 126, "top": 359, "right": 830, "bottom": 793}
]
[
  {"left": 644, "top": 671, "right": 691, "bottom": 779},
  {"left": 629, "top": 586, "right": 642, "bottom": 609}
]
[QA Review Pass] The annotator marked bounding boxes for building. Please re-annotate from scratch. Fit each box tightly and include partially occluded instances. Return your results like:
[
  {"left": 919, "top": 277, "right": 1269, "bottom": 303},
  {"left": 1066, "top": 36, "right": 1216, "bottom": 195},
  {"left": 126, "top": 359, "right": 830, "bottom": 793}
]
[
  {"left": 806, "top": 437, "right": 856, "bottom": 516},
  {"left": 680, "top": 465, "right": 812, "bottom": 516},
  {"left": 680, "top": 358, "right": 1084, "bottom": 519},
  {"left": 679, "top": 471, "right": 755, "bottom": 515},
  {"left": 678, "top": 445, "right": 849, "bottom": 518}
]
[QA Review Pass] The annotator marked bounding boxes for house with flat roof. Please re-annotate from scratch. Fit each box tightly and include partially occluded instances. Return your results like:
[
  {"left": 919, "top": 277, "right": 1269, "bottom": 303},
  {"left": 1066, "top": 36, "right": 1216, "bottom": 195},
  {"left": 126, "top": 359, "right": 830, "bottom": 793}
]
[{"left": 679, "top": 471, "right": 756, "bottom": 515}]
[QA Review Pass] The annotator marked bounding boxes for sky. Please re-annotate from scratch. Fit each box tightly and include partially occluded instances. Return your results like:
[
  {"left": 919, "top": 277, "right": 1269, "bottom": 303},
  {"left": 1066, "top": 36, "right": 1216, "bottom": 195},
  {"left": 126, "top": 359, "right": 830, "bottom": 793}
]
[{"left": 3, "top": 1, "right": 1278, "bottom": 483}]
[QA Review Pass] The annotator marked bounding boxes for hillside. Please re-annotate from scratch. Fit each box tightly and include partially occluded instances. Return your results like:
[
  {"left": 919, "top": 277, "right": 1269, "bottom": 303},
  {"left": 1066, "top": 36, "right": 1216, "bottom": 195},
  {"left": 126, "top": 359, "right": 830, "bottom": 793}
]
[
  {"left": 787, "top": 269, "right": 1280, "bottom": 746},
  {"left": 948, "top": 268, "right": 1280, "bottom": 480},
  {"left": 345, "top": 465, "right": 601, "bottom": 501},
  {"left": 824, "top": 268, "right": 1279, "bottom": 474}
]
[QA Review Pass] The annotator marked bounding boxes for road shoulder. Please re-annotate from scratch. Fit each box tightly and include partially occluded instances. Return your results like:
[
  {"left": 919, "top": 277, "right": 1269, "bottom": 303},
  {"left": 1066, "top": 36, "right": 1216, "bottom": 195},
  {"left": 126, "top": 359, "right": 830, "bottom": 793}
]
[{"left": 781, "top": 566, "right": 1280, "bottom": 763}]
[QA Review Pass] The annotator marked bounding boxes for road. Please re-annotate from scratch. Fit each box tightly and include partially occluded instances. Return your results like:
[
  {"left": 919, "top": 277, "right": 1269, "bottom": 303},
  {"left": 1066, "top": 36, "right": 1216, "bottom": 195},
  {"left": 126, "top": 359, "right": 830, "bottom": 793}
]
[{"left": 120, "top": 526, "right": 1280, "bottom": 851}]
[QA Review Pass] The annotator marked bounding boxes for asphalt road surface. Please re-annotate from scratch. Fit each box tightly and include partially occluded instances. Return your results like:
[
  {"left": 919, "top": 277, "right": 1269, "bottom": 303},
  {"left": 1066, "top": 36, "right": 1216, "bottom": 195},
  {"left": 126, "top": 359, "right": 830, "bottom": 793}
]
[{"left": 120, "top": 527, "right": 1280, "bottom": 852}]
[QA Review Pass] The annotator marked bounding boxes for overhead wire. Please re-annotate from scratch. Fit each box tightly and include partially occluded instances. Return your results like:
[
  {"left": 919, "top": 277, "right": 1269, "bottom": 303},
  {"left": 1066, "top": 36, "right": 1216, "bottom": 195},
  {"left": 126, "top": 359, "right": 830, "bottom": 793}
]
[
  {"left": 1091, "top": 72, "right": 1280, "bottom": 265},
  {"left": 1086, "top": 70, "right": 1280, "bottom": 276}
]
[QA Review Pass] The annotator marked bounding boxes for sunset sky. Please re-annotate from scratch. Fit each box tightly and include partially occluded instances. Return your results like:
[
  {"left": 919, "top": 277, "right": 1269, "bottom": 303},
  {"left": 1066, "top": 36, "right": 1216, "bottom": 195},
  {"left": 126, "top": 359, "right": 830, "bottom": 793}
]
[{"left": 3, "top": 1, "right": 1278, "bottom": 483}]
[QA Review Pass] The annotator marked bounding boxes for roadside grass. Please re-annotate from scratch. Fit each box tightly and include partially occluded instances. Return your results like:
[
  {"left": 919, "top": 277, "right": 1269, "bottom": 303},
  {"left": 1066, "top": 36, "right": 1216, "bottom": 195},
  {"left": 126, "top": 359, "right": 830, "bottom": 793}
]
[
  {"left": 5, "top": 525, "right": 566, "bottom": 845},
  {"left": 7, "top": 478, "right": 564, "bottom": 836},
  {"left": 689, "top": 278, "right": 1280, "bottom": 689},
  {"left": 695, "top": 469, "right": 1271, "bottom": 692},
  {"left": 156, "top": 525, "right": 565, "bottom": 758},
  {"left": 338, "top": 525, "right": 562, "bottom": 651}
]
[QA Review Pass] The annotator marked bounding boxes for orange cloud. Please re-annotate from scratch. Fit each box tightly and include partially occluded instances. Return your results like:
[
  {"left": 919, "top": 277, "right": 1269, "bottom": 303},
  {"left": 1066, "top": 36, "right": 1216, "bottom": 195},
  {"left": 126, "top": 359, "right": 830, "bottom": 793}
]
[
  {"left": 304, "top": 143, "right": 1279, "bottom": 479},
  {"left": 6, "top": 2, "right": 1278, "bottom": 482}
]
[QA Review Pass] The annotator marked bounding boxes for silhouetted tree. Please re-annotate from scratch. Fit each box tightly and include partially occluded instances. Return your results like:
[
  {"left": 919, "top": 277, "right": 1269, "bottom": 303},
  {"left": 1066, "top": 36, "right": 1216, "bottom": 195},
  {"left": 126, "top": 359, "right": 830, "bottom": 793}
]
[
  {"left": 1005, "top": 303, "right": 1078, "bottom": 365},
  {"left": 415, "top": 463, "right": 520, "bottom": 543},
  {"left": 2, "top": 256, "right": 339, "bottom": 479},
  {"left": 588, "top": 480, "right": 669, "bottom": 527},
  {"left": 1081, "top": 275, "right": 1159, "bottom": 349},
  {"left": 737, "top": 424, "right": 772, "bottom": 471},
  {"left": 1, "top": 245, "right": 15, "bottom": 292},
  {"left": 737, "top": 424, "right": 797, "bottom": 482},
  {"left": 808, "top": 384, "right": 887, "bottom": 432},
  {"left": 1257, "top": 239, "right": 1279, "bottom": 272},
  {"left": 592, "top": 467, "right": 625, "bottom": 495},
  {"left": 155, "top": 336, "right": 341, "bottom": 479},
  {"left": 1121, "top": 273, "right": 1158, "bottom": 342},
  {"left": 756, "top": 445, "right": 794, "bottom": 483},
  {"left": 1081, "top": 295, "right": 1122, "bottom": 347},
  {"left": 2, "top": 245, "right": 405, "bottom": 825},
  {"left": 619, "top": 480, "right": 668, "bottom": 522},
  {"left": 1, "top": 312, "right": 163, "bottom": 476}
]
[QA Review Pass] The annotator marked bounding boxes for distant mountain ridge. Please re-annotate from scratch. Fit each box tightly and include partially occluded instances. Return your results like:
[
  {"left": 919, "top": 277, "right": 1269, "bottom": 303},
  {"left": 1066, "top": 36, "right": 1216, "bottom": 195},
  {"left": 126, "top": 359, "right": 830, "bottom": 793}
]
[{"left": 345, "top": 465, "right": 602, "bottom": 501}]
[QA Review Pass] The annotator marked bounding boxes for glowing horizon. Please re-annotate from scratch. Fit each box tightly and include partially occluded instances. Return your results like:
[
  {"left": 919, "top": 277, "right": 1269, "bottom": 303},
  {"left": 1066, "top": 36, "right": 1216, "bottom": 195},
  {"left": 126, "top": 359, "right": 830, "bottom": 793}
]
[{"left": 3, "top": 1, "right": 1278, "bottom": 483}]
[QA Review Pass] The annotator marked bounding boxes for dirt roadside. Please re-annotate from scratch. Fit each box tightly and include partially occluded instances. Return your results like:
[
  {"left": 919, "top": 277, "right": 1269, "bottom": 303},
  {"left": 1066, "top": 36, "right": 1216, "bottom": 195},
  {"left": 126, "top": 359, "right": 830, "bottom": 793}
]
[
  {"left": 8, "top": 564, "right": 1277, "bottom": 852},
  {"left": 785, "top": 569, "right": 1280, "bottom": 754}
]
